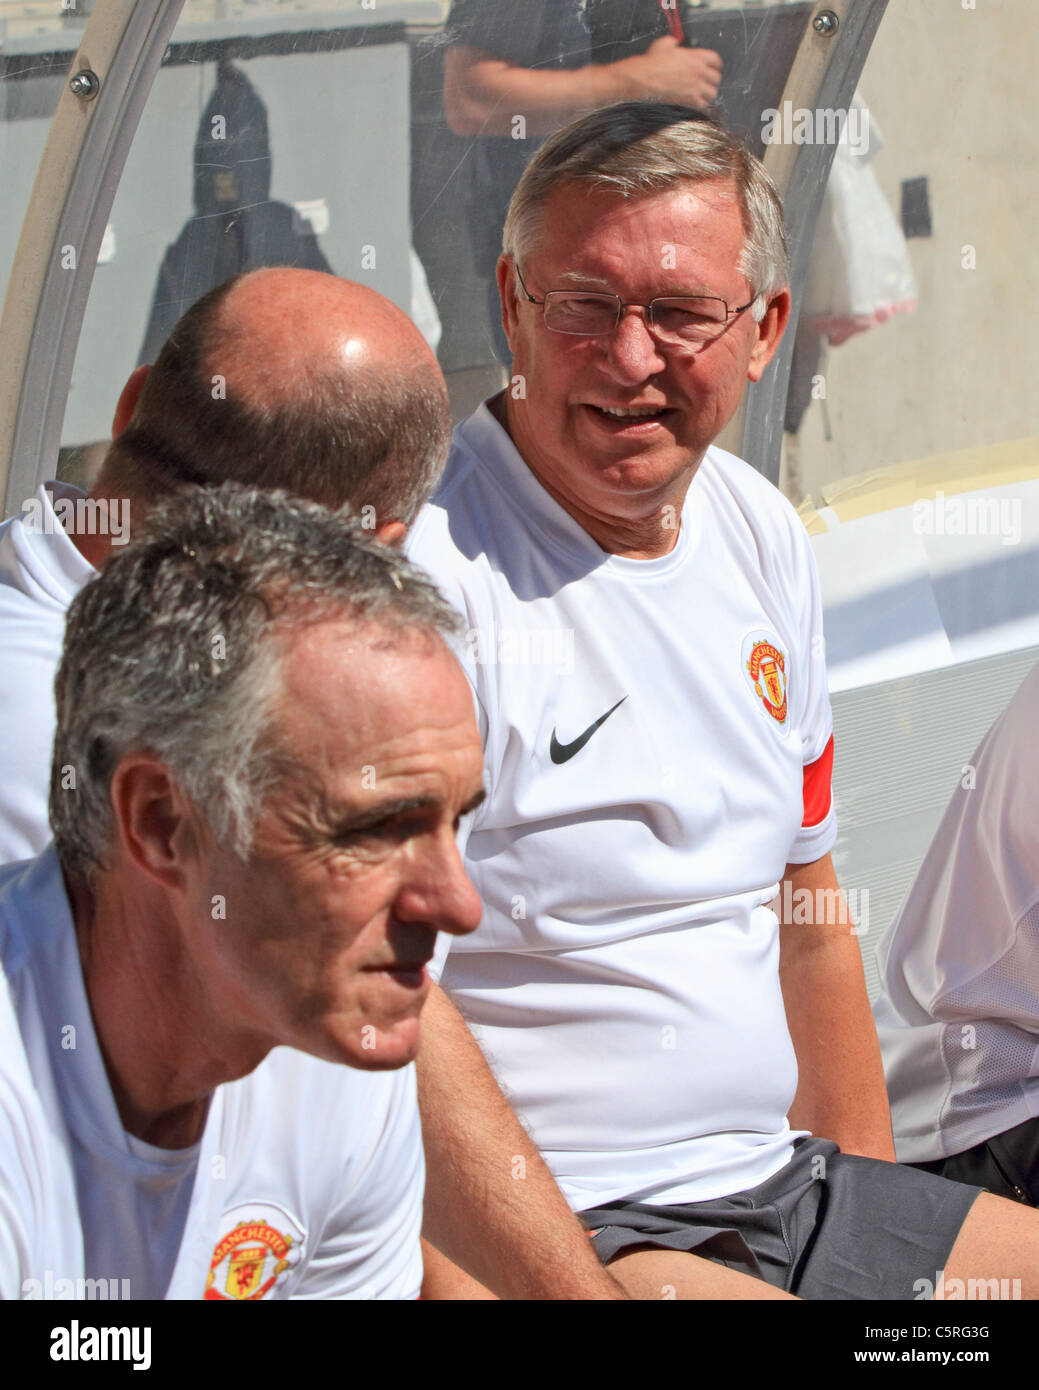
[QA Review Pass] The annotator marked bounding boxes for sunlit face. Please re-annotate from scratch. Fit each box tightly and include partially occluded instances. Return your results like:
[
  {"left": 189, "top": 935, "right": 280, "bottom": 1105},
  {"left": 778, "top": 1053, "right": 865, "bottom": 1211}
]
[
  {"left": 190, "top": 621, "right": 484, "bottom": 1071},
  {"left": 498, "top": 179, "right": 789, "bottom": 529}
]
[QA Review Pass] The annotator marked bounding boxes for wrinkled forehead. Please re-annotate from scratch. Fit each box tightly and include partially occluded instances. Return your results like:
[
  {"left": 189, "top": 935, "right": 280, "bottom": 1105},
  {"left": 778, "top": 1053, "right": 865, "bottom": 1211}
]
[
  {"left": 533, "top": 176, "right": 745, "bottom": 258},
  {"left": 528, "top": 178, "right": 749, "bottom": 293},
  {"left": 270, "top": 619, "right": 470, "bottom": 741}
]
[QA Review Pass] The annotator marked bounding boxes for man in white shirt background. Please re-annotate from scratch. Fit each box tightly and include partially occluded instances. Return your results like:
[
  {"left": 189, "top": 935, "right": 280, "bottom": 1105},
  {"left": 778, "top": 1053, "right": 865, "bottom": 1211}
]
[{"left": 874, "top": 660, "right": 1039, "bottom": 1205}]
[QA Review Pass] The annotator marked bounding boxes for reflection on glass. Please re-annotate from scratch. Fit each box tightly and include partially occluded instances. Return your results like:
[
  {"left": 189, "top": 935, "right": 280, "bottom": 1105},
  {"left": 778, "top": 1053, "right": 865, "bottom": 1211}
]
[
  {"left": 59, "top": 0, "right": 423, "bottom": 478},
  {"left": 138, "top": 60, "right": 332, "bottom": 364}
]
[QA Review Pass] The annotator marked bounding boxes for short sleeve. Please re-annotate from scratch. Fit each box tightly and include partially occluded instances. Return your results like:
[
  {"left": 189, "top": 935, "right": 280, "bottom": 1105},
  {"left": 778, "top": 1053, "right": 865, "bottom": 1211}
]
[
  {"left": 444, "top": 0, "right": 513, "bottom": 49},
  {"left": 787, "top": 526, "right": 837, "bottom": 865},
  {"left": 445, "top": 0, "right": 590, "bottom": 69}
]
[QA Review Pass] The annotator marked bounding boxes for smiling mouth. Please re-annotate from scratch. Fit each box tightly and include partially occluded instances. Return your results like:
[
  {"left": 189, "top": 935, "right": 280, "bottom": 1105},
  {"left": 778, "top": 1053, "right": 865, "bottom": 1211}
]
[{"left": 590, "top": 404, "right": 671, "bottom": 422}]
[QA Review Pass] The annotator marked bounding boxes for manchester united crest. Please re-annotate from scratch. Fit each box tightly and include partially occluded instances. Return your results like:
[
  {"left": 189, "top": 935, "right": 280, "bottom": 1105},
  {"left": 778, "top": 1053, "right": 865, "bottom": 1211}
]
[
  {"left": 742, "top": 632, "right": 789, "bottom": 729},
  {"left": 205, "top": 1203, "right": 305, "bottom": 1300}
]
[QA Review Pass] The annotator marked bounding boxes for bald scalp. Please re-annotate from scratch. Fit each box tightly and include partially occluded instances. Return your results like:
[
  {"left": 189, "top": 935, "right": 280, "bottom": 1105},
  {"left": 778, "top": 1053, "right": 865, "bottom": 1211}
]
[
  {"left": 210, "top": 268, "right": 438, "bottom": 413},
  {"left": 101, "top": 269, "right": 450, "bottom": 527}
]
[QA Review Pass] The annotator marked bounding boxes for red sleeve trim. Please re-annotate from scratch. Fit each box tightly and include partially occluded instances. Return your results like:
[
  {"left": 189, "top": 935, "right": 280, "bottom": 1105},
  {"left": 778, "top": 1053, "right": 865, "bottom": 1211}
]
[{"left": 802, "top": 733, "right": 834, "bottom": 829}]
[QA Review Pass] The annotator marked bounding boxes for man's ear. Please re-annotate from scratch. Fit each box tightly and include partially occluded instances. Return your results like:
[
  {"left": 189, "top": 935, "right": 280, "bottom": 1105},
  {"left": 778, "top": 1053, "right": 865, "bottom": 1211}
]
[
  {"left": 111, "top": 364, "right": 151, "bottom": 438},
  {"left": 496, "top": 256, "right": 519, "bottom": 354},
  {"left": 746, "top": 289, "right": 791, "bottom": 384},
  {"left": 373, "top": 519, "right": 407, "bottom": 547},
  {"left": 108, "top": 753, "right": 205, "bottom": 896}
]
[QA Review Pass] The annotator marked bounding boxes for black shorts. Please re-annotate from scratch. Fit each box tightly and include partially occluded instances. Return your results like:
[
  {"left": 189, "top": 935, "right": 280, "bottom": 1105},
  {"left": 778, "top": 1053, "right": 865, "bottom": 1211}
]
[
  {"left": 579, "top": 1137, "right": 983, "bottom": 1300},
  {"left": 913, "top": 1116, "right": 1039, "bottom": 1207}
]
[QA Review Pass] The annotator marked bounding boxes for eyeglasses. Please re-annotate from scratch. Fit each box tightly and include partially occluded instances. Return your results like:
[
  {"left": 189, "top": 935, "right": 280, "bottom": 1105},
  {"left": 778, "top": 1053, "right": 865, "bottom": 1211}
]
[{"left": 514, "top": 264, "right": 758, "bottom": 350}]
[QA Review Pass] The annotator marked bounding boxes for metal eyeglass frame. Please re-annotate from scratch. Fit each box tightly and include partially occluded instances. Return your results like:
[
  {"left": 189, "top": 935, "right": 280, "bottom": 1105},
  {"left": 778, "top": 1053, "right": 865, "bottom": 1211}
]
[{"left": 513, "top": 263, "right": 759, "bottom": 349}]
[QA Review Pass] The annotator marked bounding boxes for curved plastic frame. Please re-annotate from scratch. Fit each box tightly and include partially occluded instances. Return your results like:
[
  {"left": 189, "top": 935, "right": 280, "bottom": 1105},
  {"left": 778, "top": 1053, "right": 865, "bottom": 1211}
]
[{"left": 0, "top": 1, "right": 185, "bottom": 518}]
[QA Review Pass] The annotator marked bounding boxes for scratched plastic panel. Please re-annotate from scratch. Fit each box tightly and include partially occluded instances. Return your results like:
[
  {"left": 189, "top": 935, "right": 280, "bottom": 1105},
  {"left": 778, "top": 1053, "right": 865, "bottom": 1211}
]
[
  {"left": 0, "top": 3, "right": 86, "bottom": 376},
  {"left": 54, "top": 1, "right": 421, "bottom": 479}
]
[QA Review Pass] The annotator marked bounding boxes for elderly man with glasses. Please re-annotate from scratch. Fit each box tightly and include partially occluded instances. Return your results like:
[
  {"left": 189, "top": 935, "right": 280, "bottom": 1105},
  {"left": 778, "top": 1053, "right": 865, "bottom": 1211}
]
[{"left": 408, "top": 101, "right": 1039, "bottom": 1299}]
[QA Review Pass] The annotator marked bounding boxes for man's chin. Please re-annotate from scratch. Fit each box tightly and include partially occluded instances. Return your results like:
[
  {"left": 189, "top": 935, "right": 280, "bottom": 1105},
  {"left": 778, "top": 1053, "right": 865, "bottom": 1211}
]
[{"left": 313, "top": 1015, "right": 423, "bottom": 1072}]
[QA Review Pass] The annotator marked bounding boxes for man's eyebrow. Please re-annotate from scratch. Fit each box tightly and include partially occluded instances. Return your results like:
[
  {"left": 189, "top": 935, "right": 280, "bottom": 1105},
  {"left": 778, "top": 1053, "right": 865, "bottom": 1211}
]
[
  {"left": 331, "top": 796, "right": 438, "bottom": 835},
  {"left": 555, "top": 270, "right": 615, "bottom": 289},
  {"left": 554, "top": 270, "right": 718, "bottom": 297},
  {"left": 330, "top": 786, "right": 486, "bottom": 835}
]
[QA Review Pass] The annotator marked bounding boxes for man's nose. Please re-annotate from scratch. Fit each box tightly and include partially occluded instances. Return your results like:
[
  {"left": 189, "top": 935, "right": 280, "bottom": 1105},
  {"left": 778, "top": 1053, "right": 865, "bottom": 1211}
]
[
  {"left": 600, "top": 306, "right": 668, "bottom": 381},
  {"left": 394, "top": 830, "right": 483, "bottom": 938}
]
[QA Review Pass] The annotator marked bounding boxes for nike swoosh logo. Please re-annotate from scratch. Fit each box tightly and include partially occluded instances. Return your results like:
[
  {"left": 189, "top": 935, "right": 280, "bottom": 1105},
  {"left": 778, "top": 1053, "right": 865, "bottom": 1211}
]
[{"left": 550, "top": 697, "right": 627, "bottom": 765}]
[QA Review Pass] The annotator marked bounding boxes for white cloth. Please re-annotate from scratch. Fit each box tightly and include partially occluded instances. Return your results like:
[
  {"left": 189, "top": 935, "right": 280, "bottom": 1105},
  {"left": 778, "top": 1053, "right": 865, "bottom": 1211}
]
[
  {"left": 0, "top": 484, "right": 95, "bottom": 865},
  {"left": 407, "top": 403, "right": 837, "bottom": 1210},
  {"left": 0, "top": 847, "right": 424, "bottom": 1300},
  {"left": 874, "top": 662, "right": 1039, "bottom": 1164}
]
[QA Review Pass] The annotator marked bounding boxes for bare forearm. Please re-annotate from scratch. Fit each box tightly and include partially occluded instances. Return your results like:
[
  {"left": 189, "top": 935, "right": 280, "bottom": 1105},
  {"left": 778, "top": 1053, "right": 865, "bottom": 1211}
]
[
  {"left": 417, "top": 983, "right": 628, "bottom": 1299},
  {"left": 778, "top": 859, "right": 895, "bottom": 1162},
  {"left": 444, "top": 39, "right": 722, "bottom": 139},
  {"left": 444, "top": 46, "right": 638, "bottom": 138},
  {"left": 420, "top": 1238, "right": 498, "bottom": 1299}
]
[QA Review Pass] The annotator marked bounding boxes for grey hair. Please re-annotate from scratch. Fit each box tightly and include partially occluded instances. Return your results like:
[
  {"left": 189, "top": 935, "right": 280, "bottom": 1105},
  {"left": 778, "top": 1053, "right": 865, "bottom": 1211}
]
[
  {"left": 50, "top": 483, "right": 462, "bottom": 885},
  {"left": 503, "top": 102, "right": 789, "bottom": 307}
]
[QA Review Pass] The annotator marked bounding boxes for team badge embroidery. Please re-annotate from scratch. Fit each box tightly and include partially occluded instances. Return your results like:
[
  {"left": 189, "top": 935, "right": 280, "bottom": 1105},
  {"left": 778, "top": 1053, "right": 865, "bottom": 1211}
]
[
  {"left": 205, "top": 1203, "right": 305, "bottom": 1301},
  {"left": 742, "top": 631, "right": 789, "bottom": 728}
]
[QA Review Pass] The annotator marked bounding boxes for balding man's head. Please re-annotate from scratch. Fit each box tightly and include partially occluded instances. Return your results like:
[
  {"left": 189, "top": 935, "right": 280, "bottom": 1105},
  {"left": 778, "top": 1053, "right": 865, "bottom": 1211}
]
[{"left": 102, "top": 269, "right": 449, "bottom": 529}]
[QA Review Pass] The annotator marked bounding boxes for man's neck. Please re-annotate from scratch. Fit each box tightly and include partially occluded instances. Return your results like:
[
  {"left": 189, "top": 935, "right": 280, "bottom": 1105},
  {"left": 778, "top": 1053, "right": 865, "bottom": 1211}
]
[
  {"left": 67, "top": 872, "right": 270, "bottom": 1150},
  {"left": 70, "top": 526, "right": 114, "bottom": 571},
  {"left": 54, "top": 482, "right": 144, "bottom": 570},
  {"left": 489, "top": 394, "right": 693, "bottom": 561}
]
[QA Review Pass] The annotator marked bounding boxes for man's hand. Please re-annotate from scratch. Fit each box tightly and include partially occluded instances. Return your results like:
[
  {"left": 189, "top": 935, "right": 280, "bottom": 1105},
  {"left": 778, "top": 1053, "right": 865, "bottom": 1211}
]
[
  {"left": 777, "top": 854, "right": 896, "bottom": 1162},
  {"left": 417, "top": 983, "right": 628, "bottom": 1299},
  {"left": 616, "top": 37, "right": 722, "bottom": 109}
]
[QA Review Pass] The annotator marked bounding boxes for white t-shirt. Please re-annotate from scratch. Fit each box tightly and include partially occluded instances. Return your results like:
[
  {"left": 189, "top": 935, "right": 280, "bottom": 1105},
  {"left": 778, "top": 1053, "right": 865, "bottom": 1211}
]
[
  {"left": 0, "top": 483, "right": 95, "bottom": 865},
  {"left": 874, "top": 662, "right": 1039, "bottom": 1164},
  {"left": 407, "top": 403, "right": 837, "bottom": 1210},
  {"left": 0, "top": 847, "right": 424, "bottom": 1300}
]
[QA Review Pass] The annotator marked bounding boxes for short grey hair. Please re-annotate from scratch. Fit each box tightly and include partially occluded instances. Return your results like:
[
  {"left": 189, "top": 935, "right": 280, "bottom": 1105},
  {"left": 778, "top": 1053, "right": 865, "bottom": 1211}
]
[
  {"left": 503, "top": 102, "right": 789, "bottom": 311},
  {"left": 50, "top": 484, "right": 462, "bottom": 885}
]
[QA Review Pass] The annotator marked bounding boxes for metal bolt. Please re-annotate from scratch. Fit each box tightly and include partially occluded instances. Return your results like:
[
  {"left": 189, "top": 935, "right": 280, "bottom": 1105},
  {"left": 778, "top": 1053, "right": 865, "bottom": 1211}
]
[
  {"left": 813, "top": 10, "right": 839, "bottom": 35},
  {"left": 68, "top": 69, "right": 100, "bottom": 100}
]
